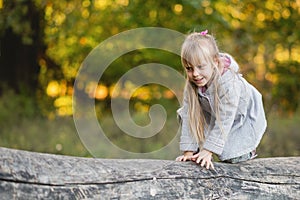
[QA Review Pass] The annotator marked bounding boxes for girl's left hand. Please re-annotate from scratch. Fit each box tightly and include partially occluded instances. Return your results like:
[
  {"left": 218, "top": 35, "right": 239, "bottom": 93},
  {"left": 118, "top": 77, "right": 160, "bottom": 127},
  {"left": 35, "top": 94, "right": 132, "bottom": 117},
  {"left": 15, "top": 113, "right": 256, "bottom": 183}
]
[{"left": 191, "top": 149, "right": 214, "bottom": 170}]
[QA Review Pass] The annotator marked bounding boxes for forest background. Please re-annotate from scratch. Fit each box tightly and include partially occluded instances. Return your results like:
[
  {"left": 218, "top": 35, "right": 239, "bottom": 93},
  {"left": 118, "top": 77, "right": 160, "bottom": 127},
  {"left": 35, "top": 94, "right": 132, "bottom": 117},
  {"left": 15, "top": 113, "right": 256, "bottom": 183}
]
[{"left": 0, "top": 0, "right": 299, "bottom": 159}]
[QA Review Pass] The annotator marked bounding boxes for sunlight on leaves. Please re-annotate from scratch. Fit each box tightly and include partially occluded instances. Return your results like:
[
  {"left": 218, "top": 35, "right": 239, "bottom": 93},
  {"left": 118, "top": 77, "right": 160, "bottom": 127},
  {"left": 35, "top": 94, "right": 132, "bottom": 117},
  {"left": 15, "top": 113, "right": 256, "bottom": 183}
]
[
  {"left": 46, "top": 81, "right": 60, "bottom": 97},
  {"left": 95, "top": 84, "right": 109, "bottom": 100},
  {"left": 94, "top": 0, "right": 110, "bottom": 10},
  {"left": 54, "top": 96, "right": 73, "bottom": 116},
  {"left": 173, "top": 4, "right": 183, "bottom": 14}
]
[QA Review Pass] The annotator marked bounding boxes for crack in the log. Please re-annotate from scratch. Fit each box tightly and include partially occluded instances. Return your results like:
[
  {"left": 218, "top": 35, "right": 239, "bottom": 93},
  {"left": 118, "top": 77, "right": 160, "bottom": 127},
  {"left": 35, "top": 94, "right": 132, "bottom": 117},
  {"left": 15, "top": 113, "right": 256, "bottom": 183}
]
[
  {"left": 172, "top": 175, "right": 300, "bottom": 186},
  {"left": 0, "top": 178, "right": 67, "bottom": 187},
  {"left": 0, "top": 174, "right": 299, "bottom": 188}
]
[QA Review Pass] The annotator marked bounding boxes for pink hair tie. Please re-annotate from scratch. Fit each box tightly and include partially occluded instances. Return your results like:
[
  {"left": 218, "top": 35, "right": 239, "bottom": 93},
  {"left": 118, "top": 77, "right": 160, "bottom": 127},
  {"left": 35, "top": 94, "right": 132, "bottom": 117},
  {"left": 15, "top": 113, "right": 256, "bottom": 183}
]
[{"left": 200, "top": 30, "right": 208, "bottom": 35}]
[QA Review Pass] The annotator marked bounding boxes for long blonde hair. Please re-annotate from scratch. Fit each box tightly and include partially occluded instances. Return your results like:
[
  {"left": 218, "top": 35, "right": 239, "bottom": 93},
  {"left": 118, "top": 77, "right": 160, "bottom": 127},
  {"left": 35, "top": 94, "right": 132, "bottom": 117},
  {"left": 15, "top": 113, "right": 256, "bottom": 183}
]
[{"left": 181, "top": 32, "right": 224, "bottom": 145}]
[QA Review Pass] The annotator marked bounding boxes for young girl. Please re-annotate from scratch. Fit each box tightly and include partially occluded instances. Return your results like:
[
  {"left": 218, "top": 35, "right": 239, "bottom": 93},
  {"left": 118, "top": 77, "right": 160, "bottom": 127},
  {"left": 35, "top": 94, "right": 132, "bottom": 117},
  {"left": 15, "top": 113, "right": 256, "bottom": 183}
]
[{"left": 176, "top": 30, "right": 267, "bottom": 170}]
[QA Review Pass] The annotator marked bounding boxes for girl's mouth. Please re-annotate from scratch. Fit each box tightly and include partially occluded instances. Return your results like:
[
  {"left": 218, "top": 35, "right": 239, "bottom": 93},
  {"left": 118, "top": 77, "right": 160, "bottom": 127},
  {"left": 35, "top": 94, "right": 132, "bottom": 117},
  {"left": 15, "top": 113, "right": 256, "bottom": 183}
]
[{"left": 194, "top": 77, "right": 204, "bottom": 82}]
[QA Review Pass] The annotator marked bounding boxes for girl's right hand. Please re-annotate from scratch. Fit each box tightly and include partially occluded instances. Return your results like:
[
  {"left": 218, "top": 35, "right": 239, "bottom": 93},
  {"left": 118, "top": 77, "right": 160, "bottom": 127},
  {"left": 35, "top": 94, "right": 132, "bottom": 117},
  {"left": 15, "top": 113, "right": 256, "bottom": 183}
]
[{"left": 175, "top": 151, "right": 194, "bottom": 162}]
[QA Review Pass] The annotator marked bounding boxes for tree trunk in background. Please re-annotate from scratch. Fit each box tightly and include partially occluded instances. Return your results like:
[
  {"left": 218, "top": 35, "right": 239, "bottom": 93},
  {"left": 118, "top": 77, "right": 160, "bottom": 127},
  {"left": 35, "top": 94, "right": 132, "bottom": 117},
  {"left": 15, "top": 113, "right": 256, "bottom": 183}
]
[
  {"left": 0, "top": 1, "right": 42, "bottom": 93},
  {"left": 1, "top": 29, "right": 38, "bottom": 91}
]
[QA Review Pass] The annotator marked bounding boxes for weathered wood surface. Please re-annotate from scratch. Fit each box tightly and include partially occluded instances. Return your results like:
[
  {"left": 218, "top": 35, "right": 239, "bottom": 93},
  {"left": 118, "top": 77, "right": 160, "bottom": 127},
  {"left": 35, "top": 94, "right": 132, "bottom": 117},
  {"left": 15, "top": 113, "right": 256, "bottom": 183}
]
[{"left": 0, "top": 147, "right": 299, "bottom": 200}]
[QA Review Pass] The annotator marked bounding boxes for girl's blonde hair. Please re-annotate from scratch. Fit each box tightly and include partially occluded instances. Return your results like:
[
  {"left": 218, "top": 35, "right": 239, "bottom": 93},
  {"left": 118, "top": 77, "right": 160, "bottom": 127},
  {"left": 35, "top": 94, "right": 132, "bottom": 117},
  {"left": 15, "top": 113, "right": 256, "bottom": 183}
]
[{"left": 181, "top": 32, "right": 224, "bottom": 145}]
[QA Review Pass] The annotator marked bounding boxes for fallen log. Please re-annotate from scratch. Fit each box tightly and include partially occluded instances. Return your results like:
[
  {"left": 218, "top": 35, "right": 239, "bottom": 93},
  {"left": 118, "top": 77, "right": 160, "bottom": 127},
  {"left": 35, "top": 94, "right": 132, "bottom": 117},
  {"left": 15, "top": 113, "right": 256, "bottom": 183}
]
[{"left": 0, "top": 147, "right": 299, "bottom": 199}]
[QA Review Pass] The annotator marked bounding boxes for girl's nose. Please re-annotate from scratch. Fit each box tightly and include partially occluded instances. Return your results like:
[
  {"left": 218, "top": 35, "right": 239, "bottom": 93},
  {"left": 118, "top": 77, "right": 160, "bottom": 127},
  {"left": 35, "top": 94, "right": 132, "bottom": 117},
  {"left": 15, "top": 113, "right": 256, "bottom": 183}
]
[{"left": 193, "top": 68, "right": 200, "bottom": 77}]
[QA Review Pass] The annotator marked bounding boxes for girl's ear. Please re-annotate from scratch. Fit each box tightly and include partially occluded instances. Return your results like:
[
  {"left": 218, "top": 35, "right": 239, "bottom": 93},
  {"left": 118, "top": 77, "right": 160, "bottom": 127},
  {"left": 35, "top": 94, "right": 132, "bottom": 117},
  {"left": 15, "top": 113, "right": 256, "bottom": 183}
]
[{"left": 213, "top": 55, "right": 219, "bottom": 65}]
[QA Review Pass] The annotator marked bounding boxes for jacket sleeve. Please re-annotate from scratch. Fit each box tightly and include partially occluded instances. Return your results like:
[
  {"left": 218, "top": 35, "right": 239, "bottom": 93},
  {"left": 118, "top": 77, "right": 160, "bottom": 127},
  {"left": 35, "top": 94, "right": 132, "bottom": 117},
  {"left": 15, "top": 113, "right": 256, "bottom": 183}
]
[
  {"left": 203, "top": 80, "right": 241, "bottom": 155},
  {"left": 177, "top": 92, "right": 199, "bottom": 152}
]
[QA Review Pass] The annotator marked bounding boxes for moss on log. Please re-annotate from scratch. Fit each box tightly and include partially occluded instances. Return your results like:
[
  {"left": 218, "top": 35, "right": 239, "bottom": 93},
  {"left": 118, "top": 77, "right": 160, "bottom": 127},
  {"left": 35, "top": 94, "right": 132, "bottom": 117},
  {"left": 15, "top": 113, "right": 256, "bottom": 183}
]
[{"left": 0, "top": 147, "right": 299, "bottom": 199}]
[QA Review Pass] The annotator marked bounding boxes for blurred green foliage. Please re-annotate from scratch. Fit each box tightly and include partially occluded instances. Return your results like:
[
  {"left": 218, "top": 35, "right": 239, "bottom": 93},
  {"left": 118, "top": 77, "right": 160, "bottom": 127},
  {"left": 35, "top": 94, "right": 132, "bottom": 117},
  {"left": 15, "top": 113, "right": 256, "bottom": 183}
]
[
  {"left": 0, "top": 87, "right": 299, "bottom": 159},
  {"left": 258, "top": 111, "right": 300, "bottom": 157},
  {"left": 0, "top": 87, "right": 89, "bottom": 156},
  {"left": 0, "top": 0, "right": 299, "bottom": 158},
  {"left": 270, "top": 61, "right": 300, "bottom": 114}
]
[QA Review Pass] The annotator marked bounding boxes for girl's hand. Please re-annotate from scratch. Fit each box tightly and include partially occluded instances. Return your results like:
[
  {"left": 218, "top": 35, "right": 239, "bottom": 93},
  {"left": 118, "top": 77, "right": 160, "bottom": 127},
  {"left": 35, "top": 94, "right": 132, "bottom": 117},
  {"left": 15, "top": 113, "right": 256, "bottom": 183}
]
[
  {"left": 175, "top": 151, "right": 194, "bottom": 162},
  {"left": 191, "top": 149, "right": 214, "bottom": 170}
]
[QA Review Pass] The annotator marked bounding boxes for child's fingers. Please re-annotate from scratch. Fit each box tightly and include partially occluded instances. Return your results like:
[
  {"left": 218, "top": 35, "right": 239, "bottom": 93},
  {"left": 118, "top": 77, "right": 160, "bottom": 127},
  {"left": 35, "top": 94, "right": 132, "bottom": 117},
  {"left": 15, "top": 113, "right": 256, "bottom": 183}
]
[
  {"left": 205, "top": 160, "right": 212, "bottom": 169},
  {"left": 200, "top": 159, "right": 207, "bottom": 167},
  {"left": 183, "top": 155, "right": 192, "bottom": 161},
  {"left": 196, "top": 156, "right": 203, "bottom": 164},
  {"left": 175, "top": 155, "right": 184, "bottom": 161},
  {"left": 210, "top": 162, "right": 215, "bottom": 170},
  {"left": 191, "top": 153, "right": 199, "bottom": 159},
  {"left": 207, "top": 161, "right": 215, "bottom": 170},
  {"left": 176, "top": 155, "right": 193, "bottom": 162},
  {"left": 192, "top": 153, "right": 202, "bottom": 163},
  {"left": 199, "top": 158, "right": 214, "bottom": 170},
  {"left": 176, "top": 153, "right": 215, "bottom": 169}
]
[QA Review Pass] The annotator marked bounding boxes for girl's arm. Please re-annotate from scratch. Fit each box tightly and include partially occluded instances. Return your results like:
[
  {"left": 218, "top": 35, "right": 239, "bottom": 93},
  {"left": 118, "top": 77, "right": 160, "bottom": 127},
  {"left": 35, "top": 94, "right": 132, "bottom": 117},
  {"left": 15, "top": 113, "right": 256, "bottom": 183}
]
[{"left": 203, "top": 79, "right": 241, "bottom": 157}]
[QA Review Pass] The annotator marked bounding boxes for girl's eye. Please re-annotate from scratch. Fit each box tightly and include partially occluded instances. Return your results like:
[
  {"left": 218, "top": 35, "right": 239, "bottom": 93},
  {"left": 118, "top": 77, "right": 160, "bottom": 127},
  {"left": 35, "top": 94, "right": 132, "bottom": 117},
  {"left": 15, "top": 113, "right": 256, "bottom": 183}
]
[
  {"left": 197, "top": 65, "right": 204, "bottom": 69},
  {"left": 186, "top": 66, "right": 193, "bottom": 71}
]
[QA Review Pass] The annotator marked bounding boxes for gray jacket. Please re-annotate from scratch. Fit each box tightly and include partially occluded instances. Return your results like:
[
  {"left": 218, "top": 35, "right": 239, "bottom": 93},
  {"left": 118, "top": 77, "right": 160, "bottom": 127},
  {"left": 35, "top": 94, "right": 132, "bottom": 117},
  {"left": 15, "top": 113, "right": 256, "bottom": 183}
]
[{"left": 177, "top": 54, "right": 267, "bottom": 161}]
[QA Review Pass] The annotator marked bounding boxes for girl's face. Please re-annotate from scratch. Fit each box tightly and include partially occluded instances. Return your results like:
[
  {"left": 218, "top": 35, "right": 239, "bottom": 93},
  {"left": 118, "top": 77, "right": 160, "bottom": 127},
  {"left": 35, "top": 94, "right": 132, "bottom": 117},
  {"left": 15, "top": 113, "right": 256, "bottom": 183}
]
[{"left": 185, "top": 61, "right": 215, "bottom": 87}]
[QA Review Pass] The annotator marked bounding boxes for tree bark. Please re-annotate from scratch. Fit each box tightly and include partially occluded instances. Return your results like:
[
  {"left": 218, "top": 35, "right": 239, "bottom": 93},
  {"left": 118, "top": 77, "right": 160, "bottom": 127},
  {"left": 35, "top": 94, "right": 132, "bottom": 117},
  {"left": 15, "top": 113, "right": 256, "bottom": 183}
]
[{"left": 0, "top": 147, "right": 299, "bottom": 199}]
